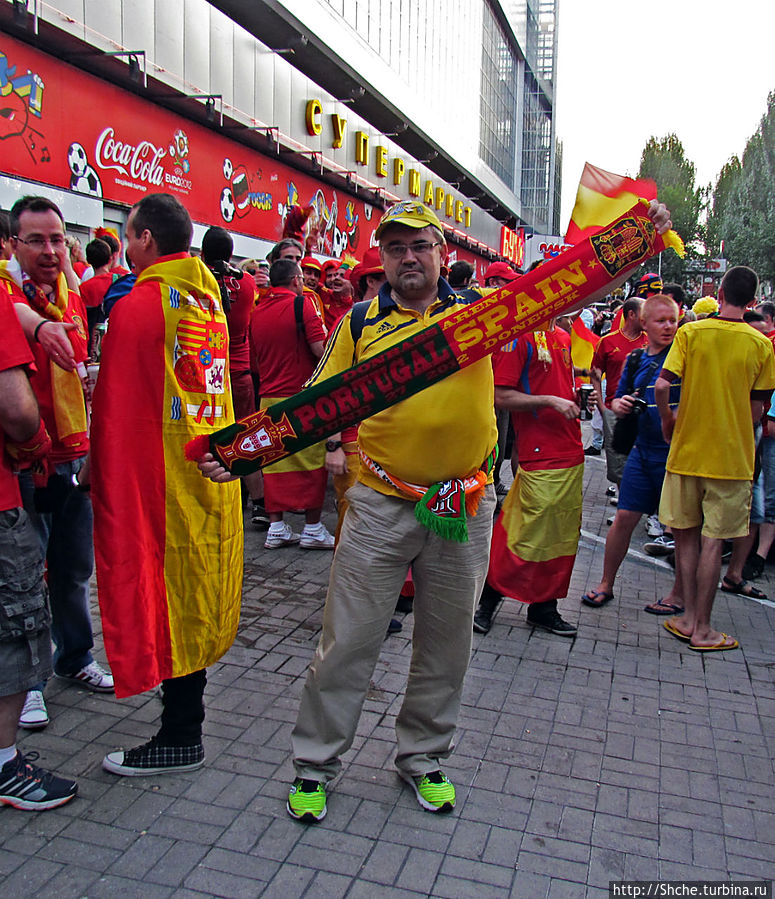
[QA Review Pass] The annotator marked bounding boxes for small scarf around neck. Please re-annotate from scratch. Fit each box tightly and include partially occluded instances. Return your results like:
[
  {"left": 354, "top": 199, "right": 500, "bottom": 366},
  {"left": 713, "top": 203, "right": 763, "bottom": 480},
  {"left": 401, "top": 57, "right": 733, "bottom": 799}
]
[{"left": 0, "top": 261, "right": 87, "bottom": 449}]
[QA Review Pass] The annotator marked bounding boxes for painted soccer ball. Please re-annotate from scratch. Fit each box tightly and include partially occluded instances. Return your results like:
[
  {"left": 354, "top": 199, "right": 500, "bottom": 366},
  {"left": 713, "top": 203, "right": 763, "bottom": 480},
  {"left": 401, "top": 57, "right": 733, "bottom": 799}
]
[
  {"left": 67, "top": 142, "right": 89, "bottom": 177},
  {"left": 71, "top": 165, "right": 103, "bottom": 198},
  {"left": 220, "top": 187, "right": 235, "bottom": 222},
  {"left": 223, "top": 157, "right": 233, "bottom": 180},
  {"left": 174, "top": 129, "right": 189, "bottom": 158}
]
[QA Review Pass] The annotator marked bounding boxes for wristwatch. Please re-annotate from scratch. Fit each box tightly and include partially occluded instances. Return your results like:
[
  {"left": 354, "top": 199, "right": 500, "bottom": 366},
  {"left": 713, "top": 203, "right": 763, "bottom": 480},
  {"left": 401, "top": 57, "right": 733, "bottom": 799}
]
[{"left": 325, "top": 440, "right": 343, "bottom": 453}]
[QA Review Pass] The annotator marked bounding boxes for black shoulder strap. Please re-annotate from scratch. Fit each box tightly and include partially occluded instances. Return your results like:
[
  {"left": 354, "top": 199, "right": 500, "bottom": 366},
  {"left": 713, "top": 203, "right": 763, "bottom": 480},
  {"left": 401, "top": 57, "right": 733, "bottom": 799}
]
[
  {"left": 629, "top": 347, "right": 646, "bottom": 372},
  {"left": 621, "top": 347, "right": 645, "bottom": 393},
  {"left": 294, "top": 293, "right": 305, "bottom": 340},
  {"left": 349, "top": 299, "right": 370, "bottom": 347}
]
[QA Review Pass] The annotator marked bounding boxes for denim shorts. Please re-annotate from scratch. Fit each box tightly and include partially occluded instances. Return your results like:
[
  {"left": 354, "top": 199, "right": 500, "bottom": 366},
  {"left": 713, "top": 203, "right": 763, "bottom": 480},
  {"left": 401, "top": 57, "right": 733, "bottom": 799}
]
[
  {"left": 0, "top": 507, "right": 52, "bottom": 697},
  {"left": 617, "top": 444, "right": 668, "bottom": 515},
  {"left": 760, "top": 436, "right": 775, "bottom": 521}
]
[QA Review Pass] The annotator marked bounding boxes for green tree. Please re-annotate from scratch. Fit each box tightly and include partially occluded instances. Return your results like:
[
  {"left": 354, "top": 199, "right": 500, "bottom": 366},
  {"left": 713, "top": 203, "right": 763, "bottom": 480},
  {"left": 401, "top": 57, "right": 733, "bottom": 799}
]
[
  {"left": 708, "top": 92, "right": 775, "bottom": 286},
  {"left": 706, "top": 156, "right": 741, "bottom": 257},
  {"left": 636, "top": 134, "right": 705, "bottom": 284}
]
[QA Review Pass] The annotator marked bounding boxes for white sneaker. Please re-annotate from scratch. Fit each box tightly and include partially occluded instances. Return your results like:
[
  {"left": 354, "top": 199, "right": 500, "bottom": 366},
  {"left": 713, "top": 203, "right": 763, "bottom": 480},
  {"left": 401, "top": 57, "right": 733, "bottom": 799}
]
[
  {"left": 19, "top": 690, "right": 49, "bottom": 730},
  {"left": 58, "top": 660, "right": 115, "bottom": 693},
  {"left": 264, "top": 522, "right": 301, "bottom": 549},
  {"left": 646, "top": 515, "right": 664, "bottom": 538},
  {"left": 644, "top": 535, "right": 675, "bottom": 557},
  {"left": 300, "top": 525, "right": 335, "bottom": 550}
]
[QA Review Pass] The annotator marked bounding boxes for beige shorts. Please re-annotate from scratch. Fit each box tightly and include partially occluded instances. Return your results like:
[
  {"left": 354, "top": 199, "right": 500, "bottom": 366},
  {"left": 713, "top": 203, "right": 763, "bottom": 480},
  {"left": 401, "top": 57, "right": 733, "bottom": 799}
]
[{"left": 659, "top": 471, "right": 751, "bottom": 539}]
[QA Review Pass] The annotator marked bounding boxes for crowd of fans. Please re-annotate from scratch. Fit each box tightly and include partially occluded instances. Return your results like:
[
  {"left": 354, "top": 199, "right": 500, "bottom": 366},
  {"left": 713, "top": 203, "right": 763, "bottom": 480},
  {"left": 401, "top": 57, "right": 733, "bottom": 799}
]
[{"left": 1, "top": 192, "right": 772, "bottom": 826}]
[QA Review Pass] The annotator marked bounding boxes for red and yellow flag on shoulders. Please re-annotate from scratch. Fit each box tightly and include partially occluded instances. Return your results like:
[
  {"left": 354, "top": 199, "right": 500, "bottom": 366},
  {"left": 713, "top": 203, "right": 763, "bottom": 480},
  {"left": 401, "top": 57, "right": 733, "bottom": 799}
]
[
  {"left": 92, "top": 255, "right": 243, "bottom": 698},
  {"left": 565, "top": 163, "right": 658, "bottom": 245}
]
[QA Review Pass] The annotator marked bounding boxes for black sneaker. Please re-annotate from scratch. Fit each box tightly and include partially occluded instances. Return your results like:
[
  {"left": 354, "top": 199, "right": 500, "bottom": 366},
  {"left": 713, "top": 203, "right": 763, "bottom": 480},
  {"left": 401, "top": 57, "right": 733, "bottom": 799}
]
[
  {"left": 387, "top": 618, "right": 403, "bottom": 635},
  {"left": 251, "top": 500, "right": 270, "bottom": 529},
  {"left": 584, "top": 446, "right": 601, "bottom": 456},
  {"left": 473, "top": 607, "right": 493, "bottom": 634},
  {"left": 527, "top": 608, "right": 578, "bottom": 637},
  {"left": 102, "top": 738, "right": 204, "bottom": 776},
  {"left": 605, "top": 485, "right": 617, "bottom": 497},
  {"left": 395, "top": 594, "right": 414, "bottom": 614},
  {"left": 0, "top": 751, "right": 77, "bottom": 810}
]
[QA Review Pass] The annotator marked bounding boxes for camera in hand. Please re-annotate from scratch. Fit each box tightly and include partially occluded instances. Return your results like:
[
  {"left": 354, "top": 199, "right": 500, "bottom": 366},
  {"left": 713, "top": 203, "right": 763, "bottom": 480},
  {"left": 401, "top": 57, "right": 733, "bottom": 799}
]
[
  {"left": 207, "top": 259, "right": 244, "bottom": 312},
  {"left": 611, "top": 390, "right": 646, "bottom": 455}
]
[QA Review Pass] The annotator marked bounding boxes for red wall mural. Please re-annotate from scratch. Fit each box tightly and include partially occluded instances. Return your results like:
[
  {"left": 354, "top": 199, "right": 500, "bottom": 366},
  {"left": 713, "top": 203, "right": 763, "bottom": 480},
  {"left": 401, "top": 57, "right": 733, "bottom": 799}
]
[
  {"left": 0, "top": 36, "right": 379, "bottom": 257},
  {"left": 0, "top": 35, "right": 493, "bottom": 269}
]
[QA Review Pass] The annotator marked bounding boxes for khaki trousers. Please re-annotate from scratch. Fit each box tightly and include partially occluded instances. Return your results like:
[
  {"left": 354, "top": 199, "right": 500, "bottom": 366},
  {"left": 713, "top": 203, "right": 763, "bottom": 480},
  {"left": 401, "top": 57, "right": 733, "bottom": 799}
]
[{"left": 291, "top": 481, "right": 495, "bottom": 782}]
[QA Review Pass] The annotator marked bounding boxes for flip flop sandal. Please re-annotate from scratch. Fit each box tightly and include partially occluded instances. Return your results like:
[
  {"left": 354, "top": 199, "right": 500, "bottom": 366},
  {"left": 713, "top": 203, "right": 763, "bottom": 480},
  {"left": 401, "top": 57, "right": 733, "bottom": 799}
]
[
  {"left": 663, "top": 619, "right": 691, "bottom": 642},
  {"left": 720, "top": 577, "right": 768, "bottom": 600},
  {"left": 644, "top": 598, "right": 685, "bottom": 616},
  {"left": 687, "top": 634, "right": 739, "bottom": 652},
  {"left": 581, "top": 590, "right": 614, "bottom": 608}
]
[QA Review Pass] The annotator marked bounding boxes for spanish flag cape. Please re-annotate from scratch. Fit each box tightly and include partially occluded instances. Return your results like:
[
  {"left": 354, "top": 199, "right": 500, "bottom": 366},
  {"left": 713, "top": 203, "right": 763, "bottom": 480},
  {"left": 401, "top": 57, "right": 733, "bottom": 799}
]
[{"left": 91, "top": 254, "right": 243, "bottom": 698}]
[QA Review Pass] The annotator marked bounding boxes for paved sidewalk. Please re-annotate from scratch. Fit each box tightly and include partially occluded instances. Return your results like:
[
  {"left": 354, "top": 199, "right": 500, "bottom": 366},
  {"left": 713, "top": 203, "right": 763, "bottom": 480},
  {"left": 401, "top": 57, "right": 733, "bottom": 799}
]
[{"left": 4, "top": 457, "right": 775, "bottom": 897}]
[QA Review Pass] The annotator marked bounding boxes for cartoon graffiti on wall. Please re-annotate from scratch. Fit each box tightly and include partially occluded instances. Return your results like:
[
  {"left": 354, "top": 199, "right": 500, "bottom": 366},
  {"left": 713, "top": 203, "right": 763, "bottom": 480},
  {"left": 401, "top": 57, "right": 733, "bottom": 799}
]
[
  {"left": 0, "top": 50, "right": 47, "bottom": 163},
  {"left": 280, "top": 182, "right": 364, "bottom": 258},
  {"left": 219, "top": 157, "right": 273, "bottom": 224},
  {"left": 67, "top": 142, "right": 103, "bottom": 197},
  {"left": 217, "top": 157, "right": 371, "bottom": 259}
]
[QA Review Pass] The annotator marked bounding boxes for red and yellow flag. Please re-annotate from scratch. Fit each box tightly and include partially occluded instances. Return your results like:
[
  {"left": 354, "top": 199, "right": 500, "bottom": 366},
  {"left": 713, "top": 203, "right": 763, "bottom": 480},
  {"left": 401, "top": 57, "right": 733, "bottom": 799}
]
[
  {"left": 92, "top": 255, "right": 243, "bottom": 698},
  {"left": 565, "top": 163, "right": 657, "bottom": 245},
  {"left": 488, "top": 464, "right": 584, "bottom": 604},
  {"left": 570, "top": 315, "right": 599, "bottom": 376}
]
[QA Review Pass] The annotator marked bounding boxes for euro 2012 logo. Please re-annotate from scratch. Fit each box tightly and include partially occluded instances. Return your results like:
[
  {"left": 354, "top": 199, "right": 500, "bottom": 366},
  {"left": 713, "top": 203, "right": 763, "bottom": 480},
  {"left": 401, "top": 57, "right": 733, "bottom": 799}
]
[{"left": 168, "top": 130, "right": 190, "bottom": 173}]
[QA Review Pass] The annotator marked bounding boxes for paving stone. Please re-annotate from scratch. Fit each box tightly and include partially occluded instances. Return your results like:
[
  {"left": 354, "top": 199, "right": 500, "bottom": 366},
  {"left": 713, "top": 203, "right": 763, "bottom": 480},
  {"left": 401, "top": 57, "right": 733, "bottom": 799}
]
[
  {"left": 11, "top": 464, "right": 775, "bottom": 895},
  {"left": 183, "top": 865, "right": 269, "bottom": 898},
  {"left": 1, "top": 856, "right": 62, "bottom": 893},
  {"left": 395, "top": 846, "right": 444, "bottom": 894},
  {"left": 86, "top": 874, "right": 174, "bottom": 898},
  {"left": 260, "top": 863, "right": 316, "bottom": 897},
  {"left": 356, "top": 840, "right": 408, "bottom": 884},
  {"left": 37, "top": 835, "right": 123, "bottom": 872},
  {"left": 434, "top": 873, "right": 512, "bottom": 898},
  {"left": 108, "top": 833, "right": 175, "bottom": 879}
]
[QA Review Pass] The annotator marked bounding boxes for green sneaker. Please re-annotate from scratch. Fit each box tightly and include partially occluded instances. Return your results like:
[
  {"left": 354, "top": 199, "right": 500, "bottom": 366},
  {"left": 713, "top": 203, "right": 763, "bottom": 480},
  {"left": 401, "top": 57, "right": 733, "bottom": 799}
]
[
  {"left": 287, "top": 778, "right": 326, "bottom": 822},
  {"left": 401, "top": 769, "right": 456, "bottom": 812}
]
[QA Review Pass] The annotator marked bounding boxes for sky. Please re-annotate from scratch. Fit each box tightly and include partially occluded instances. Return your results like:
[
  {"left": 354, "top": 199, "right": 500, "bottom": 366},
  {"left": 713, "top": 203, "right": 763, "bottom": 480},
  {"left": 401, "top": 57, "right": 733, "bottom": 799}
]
[{"left": 555, "top": 0, "right": 775, "bottom": 234}]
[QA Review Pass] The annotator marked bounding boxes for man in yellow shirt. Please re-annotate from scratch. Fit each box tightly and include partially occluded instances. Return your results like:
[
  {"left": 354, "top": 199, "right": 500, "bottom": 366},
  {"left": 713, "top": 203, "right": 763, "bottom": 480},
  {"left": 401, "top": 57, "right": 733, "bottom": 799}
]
[
  {"left": 286, "top": 202, "right": 498, "bottom": 823},
  {"left": 655, "top": 265, "right": 775, "bottom": 652}
]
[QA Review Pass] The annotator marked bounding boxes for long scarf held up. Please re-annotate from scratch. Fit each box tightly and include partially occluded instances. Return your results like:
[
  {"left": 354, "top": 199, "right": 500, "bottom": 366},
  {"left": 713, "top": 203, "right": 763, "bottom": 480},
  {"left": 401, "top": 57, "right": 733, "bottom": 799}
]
[
  {"left": 186, "top": 201, "right": 684, "bottom": 474},
  {"left": 0, "top": 264, "right": 88, "bottom": 448},
  {"left": 360, "top": 447, "right": 497, "bottom": 542}
]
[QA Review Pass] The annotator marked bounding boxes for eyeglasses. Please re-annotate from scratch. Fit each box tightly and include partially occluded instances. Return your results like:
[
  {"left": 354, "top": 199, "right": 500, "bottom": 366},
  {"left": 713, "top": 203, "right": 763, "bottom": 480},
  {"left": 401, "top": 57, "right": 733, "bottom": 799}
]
[
  {"left": 14, "top": 235, "right": 67, "bottom": 250},
  {"left": 382, "top": 241, "right": 442, "bottom": 259}
]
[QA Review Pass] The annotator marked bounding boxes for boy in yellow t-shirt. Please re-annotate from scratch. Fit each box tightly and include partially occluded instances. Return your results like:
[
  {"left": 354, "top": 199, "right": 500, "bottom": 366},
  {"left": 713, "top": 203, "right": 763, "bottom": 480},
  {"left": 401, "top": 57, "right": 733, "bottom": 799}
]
[{"left": 655, "top": 266, "right": 775, "bottom": 652}]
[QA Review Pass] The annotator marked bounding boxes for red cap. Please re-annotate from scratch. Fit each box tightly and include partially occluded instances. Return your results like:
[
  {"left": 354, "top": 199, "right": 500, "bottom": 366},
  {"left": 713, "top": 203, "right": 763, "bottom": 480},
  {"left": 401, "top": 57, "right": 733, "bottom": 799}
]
[
  {"left": 301, "top": 256, "right": 322, "bottom": 273},
  {"left": 349, "top": 247, "right": 384, "bottom": 286},
  {"left": 359, "top": 247, "right": 384, "bottom": 277},
  {"left": 484, "top": 261, "right": 519, "bottom": 283}
]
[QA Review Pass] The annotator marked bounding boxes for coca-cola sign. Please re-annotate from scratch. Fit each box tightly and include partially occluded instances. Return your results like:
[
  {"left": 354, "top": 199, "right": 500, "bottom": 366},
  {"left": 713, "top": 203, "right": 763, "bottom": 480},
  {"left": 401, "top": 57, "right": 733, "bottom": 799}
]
[{"left": 95, "top": 127, "right": 167, "bottom": 185}]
